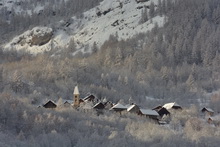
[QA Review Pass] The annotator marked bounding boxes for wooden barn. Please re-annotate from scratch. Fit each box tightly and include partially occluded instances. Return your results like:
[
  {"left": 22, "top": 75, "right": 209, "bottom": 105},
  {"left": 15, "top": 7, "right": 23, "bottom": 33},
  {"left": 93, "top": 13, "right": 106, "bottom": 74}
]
[
  {"left": 93, "top": 102, "right": 105, "bottom": 109},
  {"left": 201, "top": 107, "right": 214, "bottom": 116},
  {"left": 139, "top": 109, "right": 159, "bottom": 120},
  {"left": 43, "top": 100, "right": 57, "bottom": 108},
  {"left": 157, "top": 107, "right": 170, "bottom": 117},
  {"left": 104, "top": 101, "right": 113, "bottom": 109}
]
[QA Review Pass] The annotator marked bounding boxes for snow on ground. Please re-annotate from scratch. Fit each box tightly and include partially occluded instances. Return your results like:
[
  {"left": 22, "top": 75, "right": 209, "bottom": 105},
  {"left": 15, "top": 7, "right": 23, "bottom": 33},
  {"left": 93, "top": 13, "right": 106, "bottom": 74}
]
[
  {"left": 0, "top": 0, "right": 49, "bottom": 15},
  {"left": 71, "top": 0, "right": 164, "bottom": 52},
  {"left": 0, "top": 0, "right": 26, "bottom": 12},
  {"left": 4, "top": 27, "right": 53, "bottom": 55},
  {"left": 3, "top": 0, "right": 165, "bottom": 55}
]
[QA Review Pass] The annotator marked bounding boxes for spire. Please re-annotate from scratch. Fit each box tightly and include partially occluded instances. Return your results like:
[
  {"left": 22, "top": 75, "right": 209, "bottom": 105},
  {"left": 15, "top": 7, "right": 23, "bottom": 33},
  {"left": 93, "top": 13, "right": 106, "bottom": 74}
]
[
  {"left": 73, "top": 86, "right": 80, "bottom": 107},
  {"left": 74, "top": 86, "right": 79, "bottom": 95}
]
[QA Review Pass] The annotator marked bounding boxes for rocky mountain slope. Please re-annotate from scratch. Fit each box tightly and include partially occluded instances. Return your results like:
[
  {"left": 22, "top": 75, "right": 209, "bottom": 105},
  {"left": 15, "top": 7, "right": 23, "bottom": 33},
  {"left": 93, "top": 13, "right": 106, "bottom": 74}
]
[{"left": 3, "top": 0, "right": 164, "bottom": 55}]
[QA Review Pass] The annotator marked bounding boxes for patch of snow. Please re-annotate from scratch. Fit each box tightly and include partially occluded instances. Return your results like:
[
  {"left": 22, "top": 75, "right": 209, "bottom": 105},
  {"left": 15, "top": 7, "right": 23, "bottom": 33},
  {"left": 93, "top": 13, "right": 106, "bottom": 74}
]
[
  {"left": 33, "top": 5, "right": 44, "bottom": 14},
  {"left": 163, "top": 102, "right": 181, "bottom": 110}
]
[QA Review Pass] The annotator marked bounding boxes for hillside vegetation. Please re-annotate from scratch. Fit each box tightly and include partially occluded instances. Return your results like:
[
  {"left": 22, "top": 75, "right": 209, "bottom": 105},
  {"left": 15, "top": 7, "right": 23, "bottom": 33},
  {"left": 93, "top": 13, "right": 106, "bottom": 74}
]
[
  {"left": 1, "top": 0, "right": 220, "bottom": 105},
  {"left": 1, "top": 0, "right": 220, "bottom": 146}
]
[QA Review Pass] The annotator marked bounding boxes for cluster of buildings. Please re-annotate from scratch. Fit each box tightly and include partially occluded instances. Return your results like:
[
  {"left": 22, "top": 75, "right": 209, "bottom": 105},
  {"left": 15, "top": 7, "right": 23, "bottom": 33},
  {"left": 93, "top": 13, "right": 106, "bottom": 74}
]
[{"left": 40, "top": 86, "right": 219, "bottom": 125}]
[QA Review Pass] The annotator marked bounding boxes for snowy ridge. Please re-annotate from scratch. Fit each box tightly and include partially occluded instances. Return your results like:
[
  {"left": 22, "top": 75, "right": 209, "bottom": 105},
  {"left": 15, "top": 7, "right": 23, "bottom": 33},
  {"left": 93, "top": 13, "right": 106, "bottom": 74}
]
[{"left": 3, "top": 0, "right": 165, "bottom": 55}]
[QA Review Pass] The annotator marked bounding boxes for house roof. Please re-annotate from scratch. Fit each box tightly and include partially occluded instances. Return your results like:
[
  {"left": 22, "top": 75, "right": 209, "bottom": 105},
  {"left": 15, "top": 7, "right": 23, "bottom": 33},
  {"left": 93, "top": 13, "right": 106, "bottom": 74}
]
[
  {"left": 93, "top": 102, "right": 105, "bottom": 109},
  {"left": 127, "top": 104, "right": 139, "bottom": 112},
  {"left": 43, "top": 100, "right": 57, "bottom": 108},
  {"left": 163, "top": 102, "right": 181, "bottom": 110},
  {"left": 55, "top": 99, "right": 73, "bottom": 106},
  {"left": 93, "top": 102, "right": 101, "bottom": 107},
  {"left": 44, "top": 100, "right": 56, "bottom": 105},
  {"left": 63, "top": 100, "right": 73, "bottom": 104},
  {"left": 83, "top": 94, "right": 95, "bottom": 101},
  {"left": 140, "top": 109, "right": 159, "bottom": 116},
  {"left": 152, "top": 105, "right": 162, "bottom": 110},
  {"left": 158, "top": 107, "right": 170, "bottom": 117},
  {"left": 74, "top": 86, "right": 79, "bottom": 95},
  {"left": 201, "top": 107, "right": 214, "bottom": 113},
  {"left": 110, "top": 103, "right": 128, "bottom": 110}
]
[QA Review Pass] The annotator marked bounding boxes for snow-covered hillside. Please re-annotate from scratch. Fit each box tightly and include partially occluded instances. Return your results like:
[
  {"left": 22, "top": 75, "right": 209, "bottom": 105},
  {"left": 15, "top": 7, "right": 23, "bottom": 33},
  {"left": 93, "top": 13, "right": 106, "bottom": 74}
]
[
  {"left": 0, "top": 0, "right": 69, "bottom": 14},
  {"left": 3, "top": 0, "right": 165, "bottom": 55},
  {"left": 0, "top": 0, "right": 43, "bottom": 14}
]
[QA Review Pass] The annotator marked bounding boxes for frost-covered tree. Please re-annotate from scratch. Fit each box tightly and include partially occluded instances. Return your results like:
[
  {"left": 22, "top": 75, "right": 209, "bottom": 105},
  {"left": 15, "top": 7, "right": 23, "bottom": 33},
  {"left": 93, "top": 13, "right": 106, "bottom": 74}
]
[
  {"left": 149, "top": 2, "right": 155, "bottom": 19},
  {"left": 139, "top": 8, "right": 148, "bottom": 24}
]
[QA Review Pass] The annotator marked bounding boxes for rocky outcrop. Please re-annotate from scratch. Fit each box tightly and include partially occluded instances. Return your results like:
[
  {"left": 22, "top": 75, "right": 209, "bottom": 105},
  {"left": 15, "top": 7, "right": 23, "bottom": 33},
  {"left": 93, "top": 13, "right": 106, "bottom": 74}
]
[
  {"left": 12, "top": 27, "right": 53, "bottom": 47},
  {"left": 30, "top": 28, "right": 53, "bottom": 46}
]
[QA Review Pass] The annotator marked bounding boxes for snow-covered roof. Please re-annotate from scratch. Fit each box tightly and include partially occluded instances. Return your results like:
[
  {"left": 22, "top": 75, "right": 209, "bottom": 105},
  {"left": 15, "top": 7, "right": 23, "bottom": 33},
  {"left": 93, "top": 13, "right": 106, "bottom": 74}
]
[
  {"left": 44, "top": 100, "right": 56, "bottom": 104},
  {"left": 202, "top": 107, "right": 214, "bottom": 113},
  {"left": 43, "top": 100, "right": 57, "bottom": 108},
  {"left": 127, "top": 104, "right": 139, "bottom": 112},
  {"left": 93, "top": 102, "right": 105, "bottom": 109},
  {"left": 163, "top": 102, "right": 175, "bottom": 110},
  {"left": 83, "top": 94, "right": 95, "bottom": 101},
  {"left": 205, "top": 108, "right": 214, "bottom": 113},
  {"left": 110, "top": 103, "right": 127, "bottom": 110},
  {"left": 152, "top": 105, "right": 162, "bottom": 110},
  {"left": 74, "top": 86, "right": 80, "bottom": 95},
  {"left": 163, "top": 102, "right": 181, "bottom": 110},
  {"left": 140, "top": 109, "right": 159, "bottom": 116},
  {"left": 63, "top": 100, "right": 73, "bottom": 104},
  {"left": 93, "top": 102, "right": 102, "bottom": 108}
]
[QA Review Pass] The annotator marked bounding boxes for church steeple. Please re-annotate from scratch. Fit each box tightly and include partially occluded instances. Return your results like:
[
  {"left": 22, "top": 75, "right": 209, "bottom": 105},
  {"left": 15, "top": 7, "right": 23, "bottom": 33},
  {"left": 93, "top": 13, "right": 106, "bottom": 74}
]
[{"left": 73, "top": 86, "right": 80, "bottom": 107}]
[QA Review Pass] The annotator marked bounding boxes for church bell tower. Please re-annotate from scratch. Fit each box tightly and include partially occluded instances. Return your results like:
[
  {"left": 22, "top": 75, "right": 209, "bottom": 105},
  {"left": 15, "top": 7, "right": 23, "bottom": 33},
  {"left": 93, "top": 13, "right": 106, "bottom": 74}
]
[{"left": 73, "top": 86, "right": 80, "bottom": 107}]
